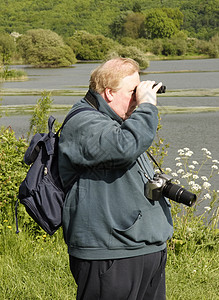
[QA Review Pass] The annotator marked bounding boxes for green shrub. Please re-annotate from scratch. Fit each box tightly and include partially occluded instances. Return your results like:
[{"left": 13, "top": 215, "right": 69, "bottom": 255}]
[
  {"left": 0, "top": 33, "right": 15, "bottom": 65},
  {"left": 119, "top": 37, "right": 153, "bottom": 54},
  {"left": 66, "top": 31, "right": 117, "bottom": 60},
  {"left": 0, "top": 68, "right": 27, "bottom": 81},
  {"left": 17, "top": 29, "right": 76, "bottom": 67},
  {"left": 107, "top": 45, "right": 149, "bottom": 69},
  {"left": 28, "top": 91, "right": 53, "bottom": 138},
  {"left": 171, "top": 38, "right": 187, "bottom": 56},
  {"left": 209, "top": 34, "right": 219, "bottom": 58},
  {"left": 196, "top": 39, "right": 219, "bottom": 58},
  {"left": 150, "top": 38, "right": 163, "bottom": 55},
  {"left": 0, "top": 126, "right": 28, "bottom": 223},
  {"left": 162, "top": 39, "right": 177, "bottom": 56},
  {"left": 186, "top": 38, "right": 200, "bottom": 55}
]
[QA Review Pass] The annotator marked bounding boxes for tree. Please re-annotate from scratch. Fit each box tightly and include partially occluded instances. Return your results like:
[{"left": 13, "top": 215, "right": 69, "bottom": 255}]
[
  {"left": 0, "top": 33, "right": 15, "bottom": 65},
  {"left": 181, "top": 0, "right": 219, "bottom": 39},
  {"left": 143, "top": 10, "right": 178, "bottom": 39},
  {"left": 133, "top": 2, "right": 142, "bottom": 13},
  {"left": 162, "top": 8, "right": 184, "bottom": 30},
  {"left": 66, "top": 31, "right": 117, "bottom": 60},
  {"left": 123, "top": 12, "right": 145, "bottom": 39},
  {"left": 109, "top": 12, "right": 128, "bottom": 39},
  {"left": 17, "top": 29, "right": 76, "bottom": 67}
]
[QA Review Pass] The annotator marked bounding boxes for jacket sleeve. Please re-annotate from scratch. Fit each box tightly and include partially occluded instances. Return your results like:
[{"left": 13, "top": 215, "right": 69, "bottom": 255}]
[{"left": 59, "top": 103, "right": 158, "bottom": 169}]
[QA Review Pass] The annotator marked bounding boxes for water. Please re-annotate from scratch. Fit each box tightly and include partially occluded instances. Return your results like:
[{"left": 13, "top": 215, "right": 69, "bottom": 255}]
[{"left": 0, "top": 59, "right": 219, "bottom": 211}]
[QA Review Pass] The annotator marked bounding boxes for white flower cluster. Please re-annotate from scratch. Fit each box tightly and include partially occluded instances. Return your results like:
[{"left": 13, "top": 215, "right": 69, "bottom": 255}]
[
  {"left": 178, "top": 148, "right": 194, "bottom": 157},
  {"left": 164, "top": 147, "right": 219, "bottom": 205}
]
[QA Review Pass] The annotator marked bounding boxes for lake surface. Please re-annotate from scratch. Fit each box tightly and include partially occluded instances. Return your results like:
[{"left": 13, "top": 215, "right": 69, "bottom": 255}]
[{"left": 0, "top": 59, "right": 219, "bottom": 210}]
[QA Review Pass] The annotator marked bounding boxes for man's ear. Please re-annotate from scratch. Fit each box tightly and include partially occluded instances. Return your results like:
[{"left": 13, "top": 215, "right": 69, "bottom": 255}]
[{"left": 104, "top": 88, "right": 114, "bottom": 102}]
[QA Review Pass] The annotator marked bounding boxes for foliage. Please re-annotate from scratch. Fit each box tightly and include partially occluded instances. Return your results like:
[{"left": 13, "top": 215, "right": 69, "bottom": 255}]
[
  {"left": 17, "top": 29, "right": 76, "bottom": 67},
  {"left": 107, "top": 45, "right": 149, "bottom": 70},
  {"left": 163, "top": 147, "right": 219, "bottom": 244},
  {"left": 181, "top": 0, "right": 219, "bottom": 40},
  {"left": 109, "top": 8, "right": 183, "bottom": 40},
  {"left": 162, "top": 7, "right": 184, "bottom": 30},
  {"left": 123, "top": 12, "right": 145, "bottom": 39},
  {"left": 109, "top": 11, "right": 130, "bottom": 39},
  {"left": 162, "top": 36, "right": 187, "bottom": 56},
  {"left": 119, "top": 37, "right": 153, "bottom": 54},
  {"left": 66, "top": 31, "right": 117, "bottom": 60},
  {"left": 196, "top": 38, "right": 219, "bottom": 58},
  {"left": 0, "top": 33, "right": 15, "bottom": 65},
  {"left": 143, "top": 9, "right": 178, "bottom": 39},
  {"left": 115, "top": 11, "right": 145, "bottom": 39},
  {"left": 164, "top": 147, "right": 219, "bottom": 298},
  {"left": 0, "top": 0, "right": 218, "bottom": 41},
  {"left": 0, "top": 126, "right": 28, "bottom": 224},
  {"left": 149, "top": 112, "right": 169, "bottom": 167},
  {"left": 0, "top": 68, "right": 27, "bottom": 81},
  {"left": 28, "top": 91, "right": 54, "bottom": 138},
  {"left": 0, "top": 1, "right": 218, "bottom": 65},
  {"left": 150, "top": 38, "right": 163, "bottom": 56},
  {"left": 0, "top": 33, "right": 18, "bottom": 79}
]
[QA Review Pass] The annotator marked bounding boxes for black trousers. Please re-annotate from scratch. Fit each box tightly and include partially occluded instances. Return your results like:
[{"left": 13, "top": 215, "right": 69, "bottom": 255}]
[{"left": 69, "top": 248, "right": 167, "bottom": 300}]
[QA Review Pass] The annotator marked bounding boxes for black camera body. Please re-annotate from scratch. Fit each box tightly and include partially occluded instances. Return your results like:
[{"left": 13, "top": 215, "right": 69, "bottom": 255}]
[
  {"left": 152, "top": 83, "right": 166, "bottom": 94},
  {"left": 145, "top": 173, "right": 196, "bottom": 207}
]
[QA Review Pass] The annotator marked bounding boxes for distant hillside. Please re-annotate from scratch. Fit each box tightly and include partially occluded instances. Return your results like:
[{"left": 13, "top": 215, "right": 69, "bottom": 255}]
[{"left": 0, "top": 0, "right": 218, "bottom": 39}]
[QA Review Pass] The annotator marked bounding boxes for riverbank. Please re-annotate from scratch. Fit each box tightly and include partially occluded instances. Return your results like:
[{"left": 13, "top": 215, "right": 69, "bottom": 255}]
[
  {"left": 10, "top": 54, "right": 210, "bottom": 65},
  {"left": 147, "top": 54, "right": 210, "bottom": 61}
]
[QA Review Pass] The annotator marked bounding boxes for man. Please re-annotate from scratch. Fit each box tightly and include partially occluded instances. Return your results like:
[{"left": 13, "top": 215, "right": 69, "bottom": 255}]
[{"left": 58, "top": 57, "right": 173, "bottom": 300}]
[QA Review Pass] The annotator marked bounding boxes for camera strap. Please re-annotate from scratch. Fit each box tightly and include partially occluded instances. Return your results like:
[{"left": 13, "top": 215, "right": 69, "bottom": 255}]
[
  {"left": 137, "top": 151, "right": 164, "bottom": 182},
  {"left": 146, "top": 151, "right": 164, "bottom": 174}
]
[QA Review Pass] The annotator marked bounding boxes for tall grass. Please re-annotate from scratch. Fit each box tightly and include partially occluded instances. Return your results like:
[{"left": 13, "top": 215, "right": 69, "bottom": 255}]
[
  {"left": 0, "top": 228, "right": 77, "bottom": 300},
  {"left": 0, "top": 215, "right": 218, "bottom": 300},
  {"left": 0, "top": 68, "right": 27, "bottom": 81}
]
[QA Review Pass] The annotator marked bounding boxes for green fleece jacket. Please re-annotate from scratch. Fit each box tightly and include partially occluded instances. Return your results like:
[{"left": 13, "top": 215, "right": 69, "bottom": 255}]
[{"left": 58, "top": 89, "right": 173, "bottom": 260}]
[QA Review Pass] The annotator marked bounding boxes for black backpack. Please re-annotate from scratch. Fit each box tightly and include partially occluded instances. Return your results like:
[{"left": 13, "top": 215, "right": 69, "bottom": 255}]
[{"left": 16, "top": 107, "right": 95, "bottom": 235}]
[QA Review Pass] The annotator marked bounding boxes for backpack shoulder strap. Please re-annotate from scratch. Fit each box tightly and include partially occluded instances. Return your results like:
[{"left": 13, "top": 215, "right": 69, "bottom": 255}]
[{"left": 57, "top": 107, "right": 97, "bottom": 134}]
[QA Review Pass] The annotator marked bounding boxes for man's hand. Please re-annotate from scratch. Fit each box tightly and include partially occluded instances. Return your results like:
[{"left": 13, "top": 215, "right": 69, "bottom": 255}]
[{"left": 135, "top": 81, "right": 162, "bottom": 106}]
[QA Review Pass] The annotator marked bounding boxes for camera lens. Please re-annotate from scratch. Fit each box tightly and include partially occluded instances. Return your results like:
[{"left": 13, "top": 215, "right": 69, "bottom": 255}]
[{"left": 162, "top": 182, "right": 196, "bottom": 207}]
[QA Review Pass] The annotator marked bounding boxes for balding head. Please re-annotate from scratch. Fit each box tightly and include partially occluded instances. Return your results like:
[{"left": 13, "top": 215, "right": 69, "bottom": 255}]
[{"left": 89, "top": 57, "right": 140, "bottom": 94}]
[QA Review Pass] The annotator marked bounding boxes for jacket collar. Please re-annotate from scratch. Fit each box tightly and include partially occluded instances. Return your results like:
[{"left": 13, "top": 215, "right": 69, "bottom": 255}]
[{"left": 85, "top": 89, "right": 123, "bottom": 124}]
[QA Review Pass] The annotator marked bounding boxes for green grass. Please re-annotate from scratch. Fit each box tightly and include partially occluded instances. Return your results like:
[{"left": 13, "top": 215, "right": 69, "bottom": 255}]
[
  {"left": 166, "top": 239, "right": 219, "bottom": 300},
  {"left": 0, "top": 227, "right": 77, "bottom": 300},
  {"left": 1, "top": 213, "right": 218, "bottom": 300}
]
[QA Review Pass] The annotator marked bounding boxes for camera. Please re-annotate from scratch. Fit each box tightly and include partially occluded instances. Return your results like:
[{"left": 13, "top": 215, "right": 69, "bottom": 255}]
[
  {"left": 153, "top": 83, "right": 166, "bottom": 94},
  {"left": 145, "top": 173, "right": 196, "bottom": 207}
]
